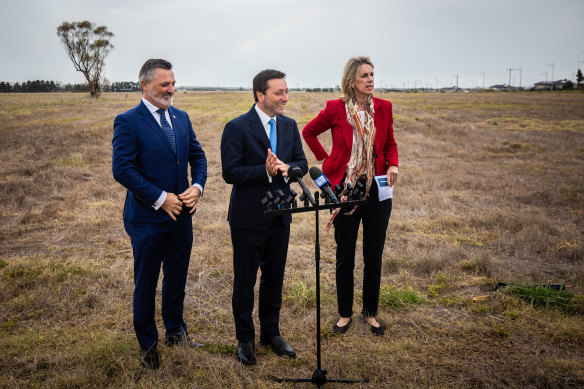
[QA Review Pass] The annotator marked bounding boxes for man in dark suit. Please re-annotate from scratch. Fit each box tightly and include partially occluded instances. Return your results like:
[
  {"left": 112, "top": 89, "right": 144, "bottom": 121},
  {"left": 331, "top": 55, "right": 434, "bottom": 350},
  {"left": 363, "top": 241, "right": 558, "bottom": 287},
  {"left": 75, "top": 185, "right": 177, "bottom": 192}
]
[
  {"left": 220, "top": 69, "right": 308, "bottom": 365},
  {"left": 112, "top": 58, "right": 207, "bottom": 370}
]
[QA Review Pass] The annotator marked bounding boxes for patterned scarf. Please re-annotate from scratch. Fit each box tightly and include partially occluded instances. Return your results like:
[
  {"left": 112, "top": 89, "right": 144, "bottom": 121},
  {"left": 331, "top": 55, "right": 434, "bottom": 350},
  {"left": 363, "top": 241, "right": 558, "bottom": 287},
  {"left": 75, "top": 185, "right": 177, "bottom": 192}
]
[{"left": 328, "top": 96, "right": 377, "bottom": 228}]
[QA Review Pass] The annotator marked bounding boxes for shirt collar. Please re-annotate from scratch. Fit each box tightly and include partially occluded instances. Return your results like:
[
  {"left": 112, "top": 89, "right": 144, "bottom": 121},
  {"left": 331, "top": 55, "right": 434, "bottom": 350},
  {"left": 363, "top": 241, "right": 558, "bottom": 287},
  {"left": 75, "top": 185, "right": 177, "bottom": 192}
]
[{"left": 254, "top": 104, "right": 276, "bottom": 127}]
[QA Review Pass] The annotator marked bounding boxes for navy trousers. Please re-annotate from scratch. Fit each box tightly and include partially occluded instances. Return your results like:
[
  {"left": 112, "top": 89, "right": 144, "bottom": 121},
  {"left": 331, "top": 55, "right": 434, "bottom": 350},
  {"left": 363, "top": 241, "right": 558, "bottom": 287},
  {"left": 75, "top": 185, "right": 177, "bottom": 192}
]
[
  {"left": 333, "top": 182, "right": 392, "bottom": 318},
  {"left": 230, "top": 217, "right": 290, "bottom": 343},
  {"left": 124, "top": 214, "right": 193, "bottom": 350}
]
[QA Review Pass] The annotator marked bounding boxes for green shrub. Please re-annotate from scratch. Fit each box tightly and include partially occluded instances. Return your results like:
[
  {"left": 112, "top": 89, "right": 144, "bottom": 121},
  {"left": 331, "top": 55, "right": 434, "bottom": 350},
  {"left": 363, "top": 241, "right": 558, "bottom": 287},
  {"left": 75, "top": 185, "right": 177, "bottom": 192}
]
[{"left": 379, "top": 285, "right": 425, "bottom": 308}]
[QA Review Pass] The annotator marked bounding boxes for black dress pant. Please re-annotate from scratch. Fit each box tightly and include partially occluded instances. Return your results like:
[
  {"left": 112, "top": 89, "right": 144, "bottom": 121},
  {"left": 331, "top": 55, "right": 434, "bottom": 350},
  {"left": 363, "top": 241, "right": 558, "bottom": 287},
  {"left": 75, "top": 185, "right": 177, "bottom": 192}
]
[
  {"left": 333, "top": 182, "right": 392, "bottom": 318},
  {"left": 124, "top": 214, "right": 193, "bottom": 350},
  {"left": 230, "top": 217, "right": 290, "bottom": 343}
]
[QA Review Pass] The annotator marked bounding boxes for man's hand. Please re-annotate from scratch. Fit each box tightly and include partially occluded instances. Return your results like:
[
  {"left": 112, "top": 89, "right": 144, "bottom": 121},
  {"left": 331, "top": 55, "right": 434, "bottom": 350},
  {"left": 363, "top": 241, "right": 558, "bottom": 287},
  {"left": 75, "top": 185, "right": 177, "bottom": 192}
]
[
  {"left": 161, "top": 192, "right": 183, "bottom": 221},
  {"left": 387, "top": 165, "right": 399, "bottom": 187},
  {"left": 266, "top": 149, "right": 279, "bottom": 176},
  {"left": 277, "top": 163, "right": 290, "bottom": 177},
  {"left": 178, "top": 186, "right": 201, "bottom": 215}
]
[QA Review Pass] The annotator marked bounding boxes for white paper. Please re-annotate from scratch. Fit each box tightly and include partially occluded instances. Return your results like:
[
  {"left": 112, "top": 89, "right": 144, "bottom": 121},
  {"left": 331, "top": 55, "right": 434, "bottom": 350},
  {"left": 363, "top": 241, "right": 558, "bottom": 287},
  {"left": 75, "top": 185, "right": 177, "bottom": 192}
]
[{"left": 374, "top": 175, "right": 393, "bottom": 201}]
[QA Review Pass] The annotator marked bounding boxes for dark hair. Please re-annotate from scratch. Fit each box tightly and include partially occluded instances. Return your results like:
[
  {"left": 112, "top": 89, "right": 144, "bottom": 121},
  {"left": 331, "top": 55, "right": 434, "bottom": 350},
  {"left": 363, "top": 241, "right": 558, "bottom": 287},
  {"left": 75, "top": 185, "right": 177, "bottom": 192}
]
[
  {"left": 253, "top": 69, "right": 286, "bottom": 102},
  {"left": 139, "top": 58, "right": 173, "bottom": 85}
]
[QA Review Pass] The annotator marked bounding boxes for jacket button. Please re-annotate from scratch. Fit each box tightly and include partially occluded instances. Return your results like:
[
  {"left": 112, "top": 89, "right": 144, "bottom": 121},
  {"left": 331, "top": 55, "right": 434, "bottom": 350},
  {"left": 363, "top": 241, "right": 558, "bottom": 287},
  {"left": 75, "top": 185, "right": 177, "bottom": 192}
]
[{"left": 177, "top": 161, "right": 180, "bottom": 165}]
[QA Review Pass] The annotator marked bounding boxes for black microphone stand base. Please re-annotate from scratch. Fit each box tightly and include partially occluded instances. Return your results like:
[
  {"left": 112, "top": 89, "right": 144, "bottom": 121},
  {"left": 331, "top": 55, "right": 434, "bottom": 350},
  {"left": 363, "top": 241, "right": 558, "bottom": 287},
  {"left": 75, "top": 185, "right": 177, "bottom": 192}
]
[{"left": 271, "top": 369, "right": 369, "bottom": 388}]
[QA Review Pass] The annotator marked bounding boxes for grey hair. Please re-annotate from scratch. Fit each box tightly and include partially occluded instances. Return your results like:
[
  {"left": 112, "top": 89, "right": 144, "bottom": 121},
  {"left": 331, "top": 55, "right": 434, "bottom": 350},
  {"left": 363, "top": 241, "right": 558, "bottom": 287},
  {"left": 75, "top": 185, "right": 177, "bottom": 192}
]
[{"left": 138, "top": 58, "right": 173, "bottom": 86}]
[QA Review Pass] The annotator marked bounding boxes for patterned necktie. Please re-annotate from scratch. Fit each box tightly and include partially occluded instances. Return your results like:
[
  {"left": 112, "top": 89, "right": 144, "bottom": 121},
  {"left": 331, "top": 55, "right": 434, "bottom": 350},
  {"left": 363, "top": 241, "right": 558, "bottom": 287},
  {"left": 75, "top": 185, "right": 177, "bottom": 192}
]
[
  {"left": 269, "top": 118, "right": 277, "bottom": 155},
  {"left": 157, "top": 108, "right": 176, "bottom": 155}
]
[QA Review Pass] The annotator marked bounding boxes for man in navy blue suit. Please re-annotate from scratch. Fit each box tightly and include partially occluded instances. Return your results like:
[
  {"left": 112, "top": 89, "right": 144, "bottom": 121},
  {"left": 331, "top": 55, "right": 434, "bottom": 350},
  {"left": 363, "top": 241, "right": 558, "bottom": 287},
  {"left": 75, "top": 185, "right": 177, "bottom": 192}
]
[
  {"left": 112, "top": 58, "right": 207, "bottom": 369},
  {"left": 221, "top": 69, "right": 308, "bottom": 365}
]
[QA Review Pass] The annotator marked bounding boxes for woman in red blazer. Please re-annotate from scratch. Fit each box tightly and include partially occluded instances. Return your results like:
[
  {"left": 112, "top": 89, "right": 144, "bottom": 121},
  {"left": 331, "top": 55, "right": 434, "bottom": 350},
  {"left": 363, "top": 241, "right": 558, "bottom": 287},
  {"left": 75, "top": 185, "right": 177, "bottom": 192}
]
[{"left": 302, "top": 56, "right": 398, "bottom": 335}]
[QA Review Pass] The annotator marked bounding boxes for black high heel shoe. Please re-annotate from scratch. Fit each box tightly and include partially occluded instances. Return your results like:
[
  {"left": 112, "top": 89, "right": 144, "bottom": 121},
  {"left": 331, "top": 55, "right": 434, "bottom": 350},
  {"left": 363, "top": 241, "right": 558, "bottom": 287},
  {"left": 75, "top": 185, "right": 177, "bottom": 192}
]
[{"left": 333, "top": 318, "right": 352, "bottom": 334}]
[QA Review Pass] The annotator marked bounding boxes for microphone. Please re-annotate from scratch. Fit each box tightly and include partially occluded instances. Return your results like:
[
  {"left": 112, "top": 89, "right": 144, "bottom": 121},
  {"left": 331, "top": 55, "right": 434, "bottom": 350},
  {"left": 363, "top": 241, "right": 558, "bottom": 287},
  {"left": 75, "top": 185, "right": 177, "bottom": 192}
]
[
  {"left": 309, "top": 167, "right": 338, "bottom": 204},
  {"left": 288, "top": 166, "right": 316, "bottom": 206}
]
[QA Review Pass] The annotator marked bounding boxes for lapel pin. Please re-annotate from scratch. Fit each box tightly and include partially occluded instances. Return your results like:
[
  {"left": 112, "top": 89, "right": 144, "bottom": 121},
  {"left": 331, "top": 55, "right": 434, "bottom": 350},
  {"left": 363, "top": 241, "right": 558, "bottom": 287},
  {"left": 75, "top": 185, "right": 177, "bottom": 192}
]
[{"left": 173, "top": 115, "right": 176, "bottom": 119}]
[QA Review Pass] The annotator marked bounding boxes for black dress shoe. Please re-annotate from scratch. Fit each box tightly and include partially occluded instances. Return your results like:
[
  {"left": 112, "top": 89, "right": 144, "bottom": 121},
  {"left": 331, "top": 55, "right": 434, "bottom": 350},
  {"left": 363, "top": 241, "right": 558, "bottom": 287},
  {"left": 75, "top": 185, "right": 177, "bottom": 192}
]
[
  {"left": 260, "top": 335, "right": 296, "bottom": 358},
  {"left": 165, "top": 334, "right": 204, "bottom": 348},
  {"left": 364, "top": 320, "right": 385, "bottom": 336},
  {"left": 237, "top": 341, "right": 256, "bottom": 365},
  {"left": 333, "top": 318, "right": 352, "bottom": 334},
  {"left": 140, "top": 347, "right": 160, "bottom": 370}
]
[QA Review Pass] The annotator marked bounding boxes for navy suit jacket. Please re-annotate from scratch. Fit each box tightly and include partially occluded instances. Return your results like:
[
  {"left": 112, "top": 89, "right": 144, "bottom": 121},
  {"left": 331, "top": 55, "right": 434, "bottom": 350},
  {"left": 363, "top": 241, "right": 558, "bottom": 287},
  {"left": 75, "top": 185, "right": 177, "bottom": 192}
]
[
  {"left": 112, "top": 101, "right": 207, "bottom": 224},
  {"left": 221, "top": 105, "right": 307, "bottom": 231}
]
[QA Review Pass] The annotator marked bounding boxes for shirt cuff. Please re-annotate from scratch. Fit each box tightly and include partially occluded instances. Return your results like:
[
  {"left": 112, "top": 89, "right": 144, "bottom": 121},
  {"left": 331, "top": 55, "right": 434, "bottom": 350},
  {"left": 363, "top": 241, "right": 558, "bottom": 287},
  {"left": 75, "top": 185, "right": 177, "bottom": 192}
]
[
  {"left": 153, "top": 191, "right": 167, "bottom": 210},
  {"left": 267, "top": 168, "right": 272, "bottom": 183},
  {"left": 284, "top": 164, "right": 290, "bottom": 183},
  {"left": 193, "top": 183, "right": 204, "bottom": 196}
]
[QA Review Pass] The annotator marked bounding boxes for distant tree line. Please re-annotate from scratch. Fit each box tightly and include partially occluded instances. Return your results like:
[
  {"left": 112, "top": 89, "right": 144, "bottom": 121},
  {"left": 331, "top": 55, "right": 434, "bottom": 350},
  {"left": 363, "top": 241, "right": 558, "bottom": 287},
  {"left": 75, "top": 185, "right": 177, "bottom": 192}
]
[
  {"left": 304, "top": 87, "right": 336, "bottom": 92},
  {"left": 0, "top": 80, "right": 60, "bottom": 93},
  {"left": 0, "top": 80, "right": 140, "bottom": 93},
  {"left": 108, "top": 81, "right": 140, "bottom": 92}
]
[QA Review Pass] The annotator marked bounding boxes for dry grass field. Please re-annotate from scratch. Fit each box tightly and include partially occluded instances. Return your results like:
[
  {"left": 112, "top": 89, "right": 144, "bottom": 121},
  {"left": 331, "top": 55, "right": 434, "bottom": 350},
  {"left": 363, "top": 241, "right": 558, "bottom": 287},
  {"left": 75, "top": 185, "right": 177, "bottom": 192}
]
[{"left": 1, "top": 90, "right": 583, "bottom": 388}]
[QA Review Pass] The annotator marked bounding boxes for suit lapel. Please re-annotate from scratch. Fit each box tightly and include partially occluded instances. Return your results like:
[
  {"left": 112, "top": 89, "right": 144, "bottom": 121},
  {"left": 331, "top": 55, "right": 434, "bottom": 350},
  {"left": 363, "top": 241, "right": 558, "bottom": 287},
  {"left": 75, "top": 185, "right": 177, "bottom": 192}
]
[
  {"left": 138, "top": 101, "right": 176, "bottom": 156},
  {"left": 275, "top": 115, "right": 287, "bottom": 155},
  {"left": 246, "top": 105, "right": 271, "bottom": 150},
  {"left": 341, "top": 104, "right": 354, "bottom": 152}
]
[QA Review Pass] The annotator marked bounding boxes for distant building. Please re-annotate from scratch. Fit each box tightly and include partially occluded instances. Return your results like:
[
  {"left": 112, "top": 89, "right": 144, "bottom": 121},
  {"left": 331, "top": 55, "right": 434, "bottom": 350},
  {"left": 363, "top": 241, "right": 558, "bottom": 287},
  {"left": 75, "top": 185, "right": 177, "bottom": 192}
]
[
  {"left": 533, "top": 80, "right": 568, "bottom": 91},
  {"left": 489, "top": 84, "right": 510, "bottom": 91}
]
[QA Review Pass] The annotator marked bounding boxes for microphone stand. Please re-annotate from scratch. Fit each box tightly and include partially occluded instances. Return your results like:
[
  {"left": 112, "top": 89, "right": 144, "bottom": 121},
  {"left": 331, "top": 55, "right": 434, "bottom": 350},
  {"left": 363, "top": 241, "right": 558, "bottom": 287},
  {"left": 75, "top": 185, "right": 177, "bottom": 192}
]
[{"left": 263, "top": 192, "right": 369, "bottom": 388}]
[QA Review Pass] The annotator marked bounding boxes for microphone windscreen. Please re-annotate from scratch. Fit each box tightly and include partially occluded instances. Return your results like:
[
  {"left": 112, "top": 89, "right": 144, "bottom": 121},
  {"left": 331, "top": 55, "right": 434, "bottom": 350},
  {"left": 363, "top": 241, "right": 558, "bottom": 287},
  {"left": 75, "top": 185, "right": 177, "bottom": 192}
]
[
  {"left": 288, "top": 166, "right": 303, "bottom": 179},
  {"left": 309, "top": 166, "right": 323, "bottom": 180}
]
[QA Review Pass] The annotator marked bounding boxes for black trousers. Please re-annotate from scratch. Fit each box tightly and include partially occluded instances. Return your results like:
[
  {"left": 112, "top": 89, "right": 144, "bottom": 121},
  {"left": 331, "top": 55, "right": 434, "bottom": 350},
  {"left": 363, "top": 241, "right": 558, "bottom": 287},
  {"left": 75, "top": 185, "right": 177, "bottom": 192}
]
[
  {"left": 333, "top": 182, "right": 392, "bottom": 318},
  {"left": 230, "top": 217, "right": 290, "bottom": 343}
]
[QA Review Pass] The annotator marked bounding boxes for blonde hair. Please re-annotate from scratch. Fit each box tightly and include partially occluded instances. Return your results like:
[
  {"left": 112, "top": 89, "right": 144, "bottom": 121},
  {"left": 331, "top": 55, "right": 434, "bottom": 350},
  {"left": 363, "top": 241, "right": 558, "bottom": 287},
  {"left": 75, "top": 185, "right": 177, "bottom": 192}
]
[{"left": 340, "top": 56, "right": 374, "bottom": 102}]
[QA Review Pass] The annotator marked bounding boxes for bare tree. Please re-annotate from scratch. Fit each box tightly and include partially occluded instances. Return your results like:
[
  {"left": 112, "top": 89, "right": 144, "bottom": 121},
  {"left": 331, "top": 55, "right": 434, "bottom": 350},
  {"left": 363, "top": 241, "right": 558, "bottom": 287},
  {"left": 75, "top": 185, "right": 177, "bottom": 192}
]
[{"left": 56, "top": 21, "right": 114, "bottom": 98}]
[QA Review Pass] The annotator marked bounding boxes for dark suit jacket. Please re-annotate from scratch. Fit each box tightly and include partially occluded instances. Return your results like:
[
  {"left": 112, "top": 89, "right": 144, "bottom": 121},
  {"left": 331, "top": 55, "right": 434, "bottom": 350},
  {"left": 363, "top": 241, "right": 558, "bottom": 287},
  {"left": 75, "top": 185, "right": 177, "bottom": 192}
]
[
  {"left": 112, "top": 101, "right": 207, "bottom": 223},
  {"left": 221, "top": 105, "right": 307, "bottom": 231},
  {"left": 302, "top": 98, "right": 398, "bottom": 187}
]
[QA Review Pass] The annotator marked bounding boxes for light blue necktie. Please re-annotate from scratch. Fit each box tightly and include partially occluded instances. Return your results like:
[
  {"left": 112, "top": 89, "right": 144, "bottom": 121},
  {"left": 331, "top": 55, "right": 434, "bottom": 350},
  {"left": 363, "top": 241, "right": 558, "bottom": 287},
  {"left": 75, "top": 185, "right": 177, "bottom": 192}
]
[
  {"left": 269, "top": 118, "right": 280, "bottom": 208},
  {"left": 269, "top": 118, "right": 277, "bottom": 155},
  {"left": 157, "top": 108, "right": 176, "bottom": 155}
]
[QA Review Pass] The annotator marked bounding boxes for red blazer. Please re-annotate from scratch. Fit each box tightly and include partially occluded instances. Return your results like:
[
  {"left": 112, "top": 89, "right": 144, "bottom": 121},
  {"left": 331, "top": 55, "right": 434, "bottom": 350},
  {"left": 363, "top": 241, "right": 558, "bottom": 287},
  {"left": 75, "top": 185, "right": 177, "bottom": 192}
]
[{"left": 302, "top": 97, "right": 399, "bottom": 187}]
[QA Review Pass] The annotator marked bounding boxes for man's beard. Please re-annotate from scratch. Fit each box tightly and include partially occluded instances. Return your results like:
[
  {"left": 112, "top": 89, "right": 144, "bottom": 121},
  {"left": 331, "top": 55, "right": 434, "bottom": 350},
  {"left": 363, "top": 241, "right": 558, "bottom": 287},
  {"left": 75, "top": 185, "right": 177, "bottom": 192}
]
[{"left": 149, "top": 89, "right": 173, "bottom": 108}]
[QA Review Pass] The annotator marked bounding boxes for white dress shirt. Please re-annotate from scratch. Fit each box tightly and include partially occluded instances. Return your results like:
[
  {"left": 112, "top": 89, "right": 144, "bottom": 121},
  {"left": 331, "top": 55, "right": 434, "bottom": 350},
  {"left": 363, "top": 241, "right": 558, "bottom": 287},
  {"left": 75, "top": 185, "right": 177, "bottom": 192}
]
[{"left": 254, "top": 105, "right": 289, "bottom": 183}]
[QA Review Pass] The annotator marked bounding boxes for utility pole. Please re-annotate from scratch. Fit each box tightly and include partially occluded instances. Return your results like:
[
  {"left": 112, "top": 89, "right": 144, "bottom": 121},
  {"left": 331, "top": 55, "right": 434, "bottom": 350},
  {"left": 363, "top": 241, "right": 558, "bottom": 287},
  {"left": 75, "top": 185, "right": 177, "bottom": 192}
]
[
  {"left": 507, "top": 68, "right": 513, "bottom": 88},
  {"left": 479, "top": 70, "right": 485, "bottom": 90},
  {"left": 541, "top": 72, "right": 548, "bottom": 90},
  {"left": 454, "top": 75, "right": 459, "bottom": 91},
  {"left": 510, "top": 68, "right": 522, "bottom": 90},
  {"left": 434, "top": 77, "right": 439, "bottom": 91},
  {"left": 545, "top": 63, "right": 555, "bottom": 91},
  {"left": 512, "top": 67, "right": 523, "bottom": 90}
]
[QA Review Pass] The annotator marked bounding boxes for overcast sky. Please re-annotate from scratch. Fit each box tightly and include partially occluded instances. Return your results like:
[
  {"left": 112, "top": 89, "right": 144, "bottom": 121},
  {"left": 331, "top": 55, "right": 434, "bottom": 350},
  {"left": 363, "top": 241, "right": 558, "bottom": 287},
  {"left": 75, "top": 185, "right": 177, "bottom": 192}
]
[{"left": 1, "top": 0, "right": 583, "bottom": 89}]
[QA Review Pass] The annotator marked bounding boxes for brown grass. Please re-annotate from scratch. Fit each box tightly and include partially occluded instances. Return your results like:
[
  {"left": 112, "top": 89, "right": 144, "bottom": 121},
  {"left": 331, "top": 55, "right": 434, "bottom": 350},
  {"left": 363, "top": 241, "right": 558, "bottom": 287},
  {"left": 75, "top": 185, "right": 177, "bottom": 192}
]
[{"left": 1, "top": 91, "right": 583, "bottom": 388}]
